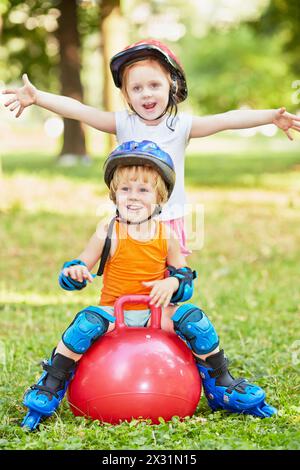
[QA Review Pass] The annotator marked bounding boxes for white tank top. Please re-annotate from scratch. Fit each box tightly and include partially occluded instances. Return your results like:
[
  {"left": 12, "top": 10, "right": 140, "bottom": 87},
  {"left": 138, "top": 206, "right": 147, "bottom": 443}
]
[{"left": 115, "top": 110, "right": 193, "bottom": 221}]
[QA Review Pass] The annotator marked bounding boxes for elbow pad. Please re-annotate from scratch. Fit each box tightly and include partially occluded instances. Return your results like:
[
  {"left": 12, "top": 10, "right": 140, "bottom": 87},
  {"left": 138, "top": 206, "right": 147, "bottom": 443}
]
[
  {"left": 168, "top": 266, "right": 197, "bottom": 303},
  {"left": 59, "top": 259, "right": 88, "bottom": 291}
]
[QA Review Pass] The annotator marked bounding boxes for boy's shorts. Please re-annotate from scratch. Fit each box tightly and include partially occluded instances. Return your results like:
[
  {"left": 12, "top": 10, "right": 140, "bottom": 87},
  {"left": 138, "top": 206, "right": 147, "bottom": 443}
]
[{"left": 100, "top": 305, "right": 151, "bottom": 327}]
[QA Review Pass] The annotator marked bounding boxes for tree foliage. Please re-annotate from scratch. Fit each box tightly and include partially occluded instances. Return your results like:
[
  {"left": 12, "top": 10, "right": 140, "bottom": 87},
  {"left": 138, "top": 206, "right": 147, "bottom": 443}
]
[
  {"left": 0, "top": 0, "right": 98, "bottom": 91},
  {"left": 1, "top": 0, "right": 59, "bottom": 88},
  {"left": 180, "top": 24, "right": 294, "bottom": 114},
  {"left": 250, "top": 0, "right": 300, "bottom": 75}
]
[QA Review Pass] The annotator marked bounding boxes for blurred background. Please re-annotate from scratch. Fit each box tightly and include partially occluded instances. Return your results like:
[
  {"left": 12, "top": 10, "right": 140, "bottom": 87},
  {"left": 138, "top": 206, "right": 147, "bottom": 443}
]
[{"left": 0, "top": 0, "right": 299, "bottom": 160}]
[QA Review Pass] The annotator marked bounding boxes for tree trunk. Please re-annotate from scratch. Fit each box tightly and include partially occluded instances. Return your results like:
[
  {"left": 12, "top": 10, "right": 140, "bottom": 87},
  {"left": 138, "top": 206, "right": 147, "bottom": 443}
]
[
  {"left": 100, "top": 0, "right": 128, "bottom": 153},
  {"left": 56, "top": 0, "right": 88, "bottom": 163}
]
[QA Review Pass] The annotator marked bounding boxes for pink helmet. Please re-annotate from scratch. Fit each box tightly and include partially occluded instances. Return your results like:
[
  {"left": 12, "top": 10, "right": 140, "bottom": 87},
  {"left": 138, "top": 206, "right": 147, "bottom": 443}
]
[{"left": 110, "top": 39, "right": 187, "bottom": 103}]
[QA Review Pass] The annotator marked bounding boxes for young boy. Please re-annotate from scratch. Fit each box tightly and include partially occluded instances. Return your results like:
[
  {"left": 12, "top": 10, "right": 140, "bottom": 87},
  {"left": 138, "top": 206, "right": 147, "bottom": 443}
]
[{"left": 21, "top": 140, "right": 276, "bottom": 431}]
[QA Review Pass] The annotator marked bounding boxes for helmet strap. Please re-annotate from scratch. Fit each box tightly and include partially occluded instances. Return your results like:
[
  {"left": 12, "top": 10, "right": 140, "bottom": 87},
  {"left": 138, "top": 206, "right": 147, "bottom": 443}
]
[{"left": 116, "top": 205, "right": 162, "bottom": 225}]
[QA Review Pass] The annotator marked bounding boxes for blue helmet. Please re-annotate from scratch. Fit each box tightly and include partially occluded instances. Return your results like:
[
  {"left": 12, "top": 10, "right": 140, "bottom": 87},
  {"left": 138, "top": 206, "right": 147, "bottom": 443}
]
[{"left": 103, "top": 140, "right": 175, "bottom": 198}]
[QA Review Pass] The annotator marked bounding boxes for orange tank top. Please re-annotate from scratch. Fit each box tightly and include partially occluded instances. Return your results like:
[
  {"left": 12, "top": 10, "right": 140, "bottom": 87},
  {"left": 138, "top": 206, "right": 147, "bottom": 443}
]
[{"left": 100, "top": 220, "right": 168, "bottom": 310}]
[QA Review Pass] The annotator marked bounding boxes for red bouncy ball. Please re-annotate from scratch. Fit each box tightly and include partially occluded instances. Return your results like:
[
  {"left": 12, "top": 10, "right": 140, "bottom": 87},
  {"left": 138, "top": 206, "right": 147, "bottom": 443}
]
[{"left": 68, "top": 295, "right": 201, "bottom": 424}]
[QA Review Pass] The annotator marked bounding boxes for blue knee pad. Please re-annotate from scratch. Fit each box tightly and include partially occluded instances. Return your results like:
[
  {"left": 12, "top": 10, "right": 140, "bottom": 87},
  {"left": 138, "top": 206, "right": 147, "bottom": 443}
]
[
  {"left": 172, "top": 304, "right": 219, "bottom": 355},
  {"left": 62, "top": 306, "right": 115, "bottom": 354}
]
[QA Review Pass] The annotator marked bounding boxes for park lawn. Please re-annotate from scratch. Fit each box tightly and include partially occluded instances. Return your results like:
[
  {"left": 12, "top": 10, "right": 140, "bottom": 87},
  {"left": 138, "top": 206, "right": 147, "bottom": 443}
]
[{"left": 0, "top": 144, "right": 300, "bottom": 450}]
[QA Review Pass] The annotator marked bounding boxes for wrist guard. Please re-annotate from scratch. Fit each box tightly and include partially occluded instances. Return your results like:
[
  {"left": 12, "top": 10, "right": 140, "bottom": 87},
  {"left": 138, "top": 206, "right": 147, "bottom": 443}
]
[
  {"left": 59, "top": 259, "right": 88, "bottom": 291},
  {"left": 168, "top": 266, "right": 197, "bottom": 303}
]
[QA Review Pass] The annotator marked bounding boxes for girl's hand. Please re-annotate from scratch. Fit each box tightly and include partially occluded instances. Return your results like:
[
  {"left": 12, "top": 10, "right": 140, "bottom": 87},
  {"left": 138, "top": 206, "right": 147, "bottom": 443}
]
[
  {"left": 63, "top": 265, "right": 94, "bottom": 284},
  {"left": 2, "top": 73, "right": 37, "bottom": 117},
  {"left": 142, "top": 278, "right": 179, "bottom": 308},
  {"left": 272, "top": 107, "right": 300, "bottom": 141}
]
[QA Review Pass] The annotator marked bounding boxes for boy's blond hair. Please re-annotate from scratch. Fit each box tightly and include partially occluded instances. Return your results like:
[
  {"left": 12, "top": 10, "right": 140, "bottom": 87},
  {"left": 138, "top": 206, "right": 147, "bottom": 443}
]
[
  {"left": 109, "top": 165, "right": 168, "bottom": 206},
  {"left": 121, "top": 58, "right": 172, "bottom": 105}
]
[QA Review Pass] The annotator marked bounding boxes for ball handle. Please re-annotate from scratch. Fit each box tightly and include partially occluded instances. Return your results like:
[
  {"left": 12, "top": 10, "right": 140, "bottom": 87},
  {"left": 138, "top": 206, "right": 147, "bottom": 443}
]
[{"left": 114, "top": 295, "right": 162, "bottom": 330}]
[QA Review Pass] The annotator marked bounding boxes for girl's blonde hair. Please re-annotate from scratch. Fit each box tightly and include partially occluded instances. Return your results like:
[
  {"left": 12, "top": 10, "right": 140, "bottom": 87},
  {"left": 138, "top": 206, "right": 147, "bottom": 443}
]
[
  {"left": 121, "top": 58, "right": 172, "bottom": 105},
  {"left": 109, "top": 165, "right": 168, "bottom": 205}
]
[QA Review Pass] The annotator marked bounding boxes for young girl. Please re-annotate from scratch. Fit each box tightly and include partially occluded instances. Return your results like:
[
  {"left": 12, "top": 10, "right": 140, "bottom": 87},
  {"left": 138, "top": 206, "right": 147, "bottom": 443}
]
[
  {"left": 21, "top": 140, "right": 276, "bottom": 431},
  {"left": 3, "top": 39, "right": 300, "bottom": 255}
]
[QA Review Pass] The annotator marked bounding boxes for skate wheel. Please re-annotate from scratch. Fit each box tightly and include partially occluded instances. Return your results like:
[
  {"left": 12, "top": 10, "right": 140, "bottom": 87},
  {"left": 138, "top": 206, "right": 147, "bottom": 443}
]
[
  {"left": 260, "top": 403, "right": 277, "bottom": 417},
  {"left": 21, "top": 411, "right": 42, "bottom": 431},
  {"left": 243, "top": 401, "right": 277, "bottom": 418}
]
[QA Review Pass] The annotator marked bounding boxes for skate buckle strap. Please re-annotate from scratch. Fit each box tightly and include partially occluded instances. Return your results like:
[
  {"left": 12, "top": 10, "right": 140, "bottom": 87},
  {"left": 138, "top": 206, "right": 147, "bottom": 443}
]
[
  {"left": 208, "top": 358, "right": 229, "bottom": 378},
  {"left": 41, "top": 360, "right": 73, "bottom": 381},
  {"left": 30, "top": 384, "right": 60, "bottom": 399},
  {"left": 226, "top": 378, "right": 248, "bottom": 395}
]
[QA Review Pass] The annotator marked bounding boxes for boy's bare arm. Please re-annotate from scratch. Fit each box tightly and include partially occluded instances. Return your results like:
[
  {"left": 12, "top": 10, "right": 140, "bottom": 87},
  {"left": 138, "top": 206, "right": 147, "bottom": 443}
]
[
  {"left": 76, "top": 223, "right": 109, "bottom": 272},
  {"left": 166, "top": 226, "right": 187, "bottom": 268}
]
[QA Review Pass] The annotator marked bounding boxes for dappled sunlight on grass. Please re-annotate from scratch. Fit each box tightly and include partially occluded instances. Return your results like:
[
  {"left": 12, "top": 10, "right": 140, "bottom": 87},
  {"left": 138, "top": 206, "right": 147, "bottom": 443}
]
[
  {"left": 185, "top": 151, "right": 300, "bottom": 188},
  {"left": 0, "top": 174, "right": 108, "bottom": 216},
  {"left": 1, "top": 148, "right": 300, "bottom": 217},
  {"left": 189, "top": 186, "right": 300, "bottom": 209},
  {"left": 0, "top": 289, "right": 100, "bottom": 307},
  {"left": 1, "top": 151, "right": 105, "bottom": 181}
]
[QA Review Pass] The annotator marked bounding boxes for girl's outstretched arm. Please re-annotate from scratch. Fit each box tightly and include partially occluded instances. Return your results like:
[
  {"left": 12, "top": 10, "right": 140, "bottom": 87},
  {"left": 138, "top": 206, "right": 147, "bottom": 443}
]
[
  {"left": 190, "top": 107, "right": 300, "bottom": 140},
  {"left": 2, "top": 73, "right": 116, "bottom": 134}
]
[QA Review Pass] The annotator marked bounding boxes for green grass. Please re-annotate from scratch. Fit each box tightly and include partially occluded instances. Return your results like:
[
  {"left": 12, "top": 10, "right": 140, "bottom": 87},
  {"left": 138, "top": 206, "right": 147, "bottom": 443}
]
[
  {"left": 186, "top": 152, "right": 300, "bottom": 189},
  {"left": 2, "top": 144, "right": 300, "bottom": 188},
  {"left": 1, "top": 151, "right": 104, "bottom": 182},
  {"left": 1, "top": 142, "right": 300, "bottom": 450}
]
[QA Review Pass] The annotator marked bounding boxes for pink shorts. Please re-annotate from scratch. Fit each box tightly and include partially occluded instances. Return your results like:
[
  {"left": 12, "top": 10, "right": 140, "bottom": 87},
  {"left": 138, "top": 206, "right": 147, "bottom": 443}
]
[{"left": 163, "top": 217, "right": 192, "bottom": 256}]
